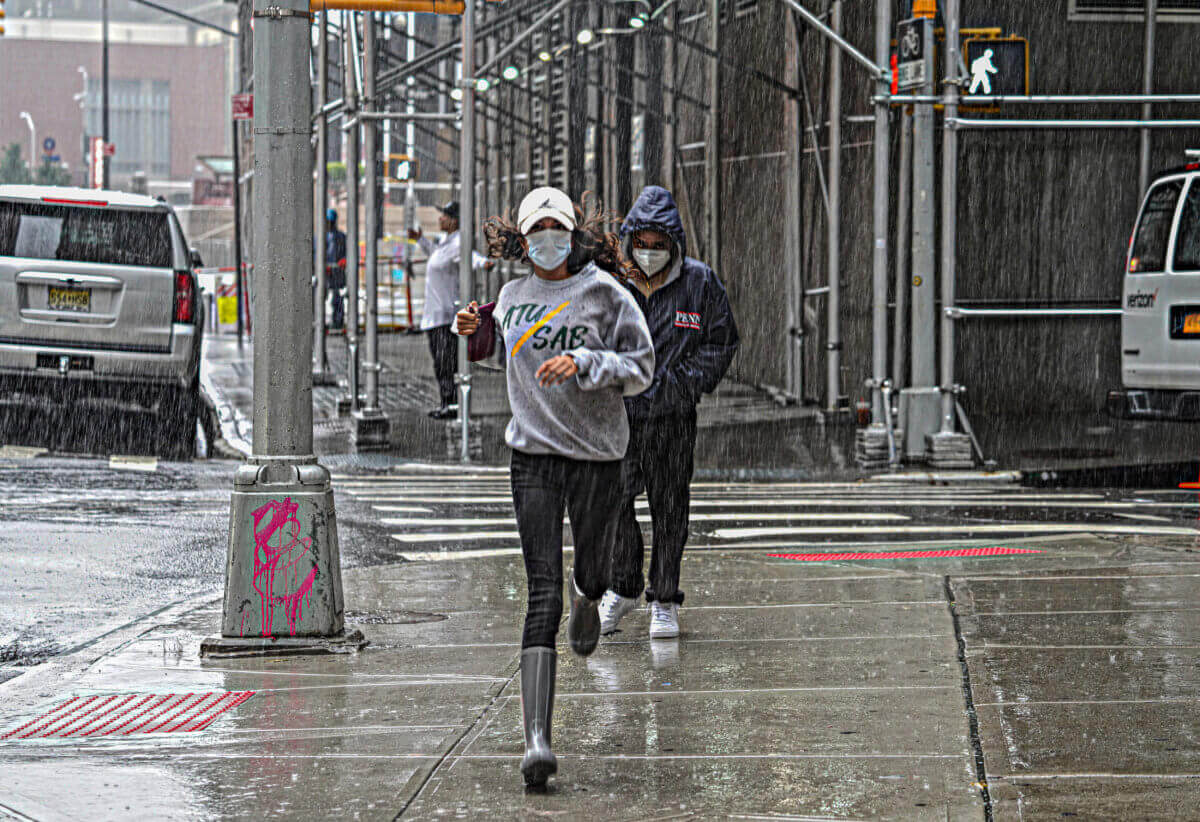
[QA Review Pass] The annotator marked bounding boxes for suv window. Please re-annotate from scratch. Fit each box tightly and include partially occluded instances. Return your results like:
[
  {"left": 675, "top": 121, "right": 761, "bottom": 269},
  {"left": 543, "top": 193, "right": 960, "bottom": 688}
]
[
  {"left": 1173, "top": 179, "right": 1200, "bottom": 273},
  {"left": 1129, "top": 180, "right": 1183, "bottom": 273},
  {"left": 0, "top": 202, "right": 173, "bottom": 268}
]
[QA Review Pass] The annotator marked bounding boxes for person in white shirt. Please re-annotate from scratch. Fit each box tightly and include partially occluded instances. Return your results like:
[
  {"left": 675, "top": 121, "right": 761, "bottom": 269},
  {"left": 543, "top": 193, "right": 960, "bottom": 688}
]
[{"left": 409, "top": 201, "right": 494, "bottom": 418}]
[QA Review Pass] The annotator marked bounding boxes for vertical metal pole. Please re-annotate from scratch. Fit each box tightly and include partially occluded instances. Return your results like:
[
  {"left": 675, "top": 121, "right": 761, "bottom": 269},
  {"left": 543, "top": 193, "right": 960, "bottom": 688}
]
[
  {"left": 566, "top": 0, "right": 587, "bottom": 197},
  {"left": 344, "top": 12, "right": 362, "bottom": 412},
  {"left": 939, "top": 0, "right": 959, "bottom": 432},
  {"left": 314, "top": 10, "right": 330, "bottom": 377},
  {"left": 101, "top": 0, "right": 110, "bottom": 189},
  {"left": 706, "top": 0, "right": 721, "bottom": 265},
  {"left": 664, "top": 2, "right": 678, "bottom": 190},
  {"left": 232, "top": 113, "right": 245, "bottom": 347},
  {"left": 892, "top": 107, "right": 911, "bottom": 391},
  {"left": 362, "top": 13, "right": 381, "bottom": 414},
  {"left": 910, "top": 17, "right": 936, "bottom": 390},
  {"left": 870, "top": 0, "right": 890, "bottom": 422},
  {"left": 404, "top": 12, "right": 417, "bottom": 309},
  {"left": 459, "top": 0, "right": 477, "bottom": 462},
  {"left": 1139, "top": 0, "right": 1157, "bottom": 193},
  {"left": 206, "top": 0, "right": 357, "bottom": 655},
  {"left": 825, "top": 0, "right": 842, "bottom": 412}
]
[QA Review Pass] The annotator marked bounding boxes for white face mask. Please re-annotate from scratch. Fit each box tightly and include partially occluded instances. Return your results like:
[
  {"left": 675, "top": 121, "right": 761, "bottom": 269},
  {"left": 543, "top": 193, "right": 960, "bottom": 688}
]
[
  {"left": 526, "top": 229, "right": 572, "bottom": 270},
  {"left": 633, "top": 247, "right": 671, "bottom": 276}
]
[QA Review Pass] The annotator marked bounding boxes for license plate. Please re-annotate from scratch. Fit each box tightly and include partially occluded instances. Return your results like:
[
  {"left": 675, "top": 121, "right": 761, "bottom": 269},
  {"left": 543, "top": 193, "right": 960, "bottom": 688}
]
[{"left": 48, "top": 286, "right": 91, "bottom": 313}]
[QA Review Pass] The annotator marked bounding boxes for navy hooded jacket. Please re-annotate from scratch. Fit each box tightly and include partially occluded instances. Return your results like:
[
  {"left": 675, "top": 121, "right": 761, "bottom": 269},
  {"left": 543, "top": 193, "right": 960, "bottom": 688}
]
[{"left": 620, "top": 186, "right": 739, "bottom": 419}]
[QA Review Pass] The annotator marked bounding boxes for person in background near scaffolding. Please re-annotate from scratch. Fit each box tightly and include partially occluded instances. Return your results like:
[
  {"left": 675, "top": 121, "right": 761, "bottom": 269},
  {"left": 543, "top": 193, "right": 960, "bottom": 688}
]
[
  {"left": 454, "top": 187, "right": 654, "bottom": 789},
  {"left": 599, "top": 185, "right": 740, "bottom": 640},
  {"left": 325, "top": 209, "right": 347, "bottom": 331},
  {"left": 409, "top": 201, "right": 494, "bottom": 419}
]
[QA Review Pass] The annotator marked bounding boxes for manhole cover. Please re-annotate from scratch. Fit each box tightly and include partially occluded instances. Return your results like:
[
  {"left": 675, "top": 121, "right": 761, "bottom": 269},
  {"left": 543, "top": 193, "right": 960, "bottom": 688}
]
[
  {"left": 1, "top": 691, "right": 255, "bottom": 740},
  {"left": 345, "top": 609, "right": 448, "bottom": 625}
]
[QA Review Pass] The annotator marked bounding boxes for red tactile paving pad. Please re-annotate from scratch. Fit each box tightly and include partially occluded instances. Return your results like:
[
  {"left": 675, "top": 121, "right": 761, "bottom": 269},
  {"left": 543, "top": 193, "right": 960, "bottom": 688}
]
[
  {"left": 768, "top": 547, "right": 1042, "bottom": 562},
  {"left": 1, "top": 691, "right": 255, "bottom": 740}
]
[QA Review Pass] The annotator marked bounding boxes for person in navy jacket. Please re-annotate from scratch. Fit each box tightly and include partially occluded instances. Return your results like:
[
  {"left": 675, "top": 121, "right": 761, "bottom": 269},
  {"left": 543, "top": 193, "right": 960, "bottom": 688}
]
[{"left": 599, "top": 185, "right": 740, "bottom": 639}]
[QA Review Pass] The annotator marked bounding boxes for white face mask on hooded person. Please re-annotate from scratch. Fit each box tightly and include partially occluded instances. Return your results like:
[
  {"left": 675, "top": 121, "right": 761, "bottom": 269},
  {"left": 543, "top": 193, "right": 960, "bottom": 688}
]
[
  {"left": 526, "top": 229, "right": 572, "bottom": 271},
  {"left": 633, "top": 247, "right": 671, "bottom": 276}
]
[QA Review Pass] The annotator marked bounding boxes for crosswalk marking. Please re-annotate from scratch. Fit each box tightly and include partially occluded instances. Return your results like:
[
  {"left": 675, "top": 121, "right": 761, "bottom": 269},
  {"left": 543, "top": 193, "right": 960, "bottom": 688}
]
[
  {"left": 712, "top": 524, "right": 1199, "bottom": 539},
  {"left": 322, "top": 468, "right": 1200, "bottom": 557}
]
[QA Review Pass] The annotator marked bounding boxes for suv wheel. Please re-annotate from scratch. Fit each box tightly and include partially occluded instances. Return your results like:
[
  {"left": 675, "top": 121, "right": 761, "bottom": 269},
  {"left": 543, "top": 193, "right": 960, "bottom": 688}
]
[{"left": 158, "top": 378, "right": 199, "bottom": 461}]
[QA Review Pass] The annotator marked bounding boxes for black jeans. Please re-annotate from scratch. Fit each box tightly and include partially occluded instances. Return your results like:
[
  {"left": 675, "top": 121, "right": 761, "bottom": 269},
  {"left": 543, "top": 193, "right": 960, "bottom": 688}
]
[
  {"left": 511, "top": 450, "right": 623, "bottom": 650},
  {"left": 611, "top": 411, "right": 697, "bottom": 605},
  {"left": 426, "top": 324, "right": 458, "bottom": 407}
]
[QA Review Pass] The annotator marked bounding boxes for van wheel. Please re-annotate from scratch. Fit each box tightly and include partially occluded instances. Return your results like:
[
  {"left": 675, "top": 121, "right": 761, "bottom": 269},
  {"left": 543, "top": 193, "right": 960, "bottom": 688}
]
[{"left": 159, "top": 379, "right": 199, "bottom": 461}]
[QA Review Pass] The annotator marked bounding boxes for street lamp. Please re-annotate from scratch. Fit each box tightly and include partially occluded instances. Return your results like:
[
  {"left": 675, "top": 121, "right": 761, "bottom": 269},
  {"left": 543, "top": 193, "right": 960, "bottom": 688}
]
[
  {"left": 450, "top": 87, "right": 464, "bottom": 101},
  {"left": 502, "top": 65, "right": 520, "bottom": 81},
  {"left": 628, "top": 14, "right": 646, "bottom": 28},
  {"left": 538, "top": 49, "right": 552, "bottom": 61},
  {"left": 475, "top": 77, "right": 490, "bottom": 92},
  {"left": 576, "top": 28, "right": 594, "bottom": 45},
  {"left": 18, "top": 111, "right": 35, "bottom": 171}
]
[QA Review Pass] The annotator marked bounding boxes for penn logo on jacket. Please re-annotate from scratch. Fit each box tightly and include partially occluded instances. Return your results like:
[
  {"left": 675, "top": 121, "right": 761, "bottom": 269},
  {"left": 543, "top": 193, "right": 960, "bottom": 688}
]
[{"left": 674, "top": 311, "right": 701, "bottom": 331}]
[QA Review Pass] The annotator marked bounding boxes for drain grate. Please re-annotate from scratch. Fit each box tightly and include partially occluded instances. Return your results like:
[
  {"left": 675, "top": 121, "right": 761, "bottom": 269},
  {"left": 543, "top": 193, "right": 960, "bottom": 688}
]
[
  {"left": 1, "top": 691, "right": 255, "bottom": 740},
  {"left": 768, "top": 547, "right": 1042, "bottom": 562}
]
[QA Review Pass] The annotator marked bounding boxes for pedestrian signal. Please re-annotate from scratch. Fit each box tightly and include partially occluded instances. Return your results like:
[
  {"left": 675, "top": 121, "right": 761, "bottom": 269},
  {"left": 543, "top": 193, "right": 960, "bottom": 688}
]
[
  {"left": 387, "top": 154, "right": 418, "bottom": 183},
  {"left": 963, "top": 37, "right": 1028, "bottom": 97}
]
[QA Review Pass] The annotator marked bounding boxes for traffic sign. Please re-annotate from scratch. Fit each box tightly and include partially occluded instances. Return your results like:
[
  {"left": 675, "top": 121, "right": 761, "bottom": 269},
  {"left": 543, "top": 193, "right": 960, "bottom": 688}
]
[
  {"left": 895, "top": 18, "right": 931, "bottom": 91},
  {"left": 42, "top": 137, "right": 56, "bottom": 154},
  {"left": 964, "top": 37, "right": 1028, "bottom": 97},
  {"left": 232, "top": 93, "right": 253, "bottom": 121},
  {"left": 386, "top": 154, "right": 418, "bottom": 182},
  {"left": 102, "top": 142, "right": 116, "bottom": 157}
]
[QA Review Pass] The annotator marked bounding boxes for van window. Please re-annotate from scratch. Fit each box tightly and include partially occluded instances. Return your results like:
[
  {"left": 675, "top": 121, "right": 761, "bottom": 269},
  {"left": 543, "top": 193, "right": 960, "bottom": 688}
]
[
  {"left": 1129, "top": 179, "right": 1182, "bottom": 273},
  {"left": 0, "top": 202, "right": 173, "bottom": 268},
  {"left": 1173, "top": 180, "right": 1200, "bottom": 273}
]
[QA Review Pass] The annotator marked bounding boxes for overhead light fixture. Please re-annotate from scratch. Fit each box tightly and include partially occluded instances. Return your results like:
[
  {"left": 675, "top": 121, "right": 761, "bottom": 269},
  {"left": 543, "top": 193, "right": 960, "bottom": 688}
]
[
  {"left": 502, "top": 65, "right": 520, "bottom": 81},
  {"left": 476, "top": 77, "right": 491, "bottom": 92},
  {"left": 575, "top": 28, "right": 594, "bottom": 45},
  {"left": 629, "top": 14, "right": 646, "bottom": 28},
  {"left": 450, "top": 87, "right": 464, "bottom": 101},
  {"left": 538, "top": 49, "right": 552, "bottom": 62}
]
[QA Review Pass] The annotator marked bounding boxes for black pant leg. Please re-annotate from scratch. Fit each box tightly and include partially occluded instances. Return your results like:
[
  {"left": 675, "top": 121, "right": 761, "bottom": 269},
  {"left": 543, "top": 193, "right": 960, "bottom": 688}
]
[
  {"left": 644, "top": 411, "right": 697, "bottom": 605},
  {"left": 511, "top": 452, "right": 568, "bottom": 650},
  {"left": 426, "top": 325, "right": 458, "bottom": 406},
  {"left": 563, "top": 458, "right": 624, "bottom": 602},
  {"left": 610, "top": 419, "right": 648, "bottom": 599}
]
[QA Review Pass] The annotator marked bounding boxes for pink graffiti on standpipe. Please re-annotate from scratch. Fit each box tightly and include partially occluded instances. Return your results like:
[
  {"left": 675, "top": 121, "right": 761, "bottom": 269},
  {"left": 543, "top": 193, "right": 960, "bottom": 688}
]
[{"left": 250, "top": 497, "right": 318, "bottom": 637}]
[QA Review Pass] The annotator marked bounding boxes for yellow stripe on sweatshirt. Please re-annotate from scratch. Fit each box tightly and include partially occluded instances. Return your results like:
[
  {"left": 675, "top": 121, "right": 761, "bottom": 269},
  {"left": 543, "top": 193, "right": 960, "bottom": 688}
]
[{"left": 510, "top": 301, "right": 571, "bottom": 357}]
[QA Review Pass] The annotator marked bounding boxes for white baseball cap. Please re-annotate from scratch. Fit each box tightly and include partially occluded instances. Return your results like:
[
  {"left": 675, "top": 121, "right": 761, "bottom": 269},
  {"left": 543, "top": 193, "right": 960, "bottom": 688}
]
[{"left": 517, "top": 186, "right": 576, "bottom": 234}]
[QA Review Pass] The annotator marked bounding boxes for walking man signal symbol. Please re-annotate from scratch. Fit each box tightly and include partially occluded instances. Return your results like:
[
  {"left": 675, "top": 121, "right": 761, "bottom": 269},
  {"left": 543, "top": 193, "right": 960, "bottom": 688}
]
[{"left": 969, "top": 48, "right": 998, "bottom": 94}]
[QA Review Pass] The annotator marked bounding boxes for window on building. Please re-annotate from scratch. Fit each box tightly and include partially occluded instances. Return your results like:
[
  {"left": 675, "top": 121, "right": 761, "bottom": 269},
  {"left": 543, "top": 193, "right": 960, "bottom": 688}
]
[
  {"left": 86, "top": 79, "right": 171, "bottom": 179},
  {"left": 1069, "top": 0, "right": 1200, "bottom": 22},
  {"left": 1129, "top": 179, "right": 1182, "bottom": 274},
  {"left": 1173, "top": 180, "right": 1200, "bottom": 272}
]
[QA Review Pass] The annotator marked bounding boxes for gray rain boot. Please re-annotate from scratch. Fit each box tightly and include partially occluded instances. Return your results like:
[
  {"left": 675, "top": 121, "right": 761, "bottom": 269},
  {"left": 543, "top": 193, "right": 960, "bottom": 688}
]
[
  {"left": 520, "top": 646, "right": 558, "bottom": 788},
  {"left": 567, "top": 574, "right": 601, "bottom": 656}
]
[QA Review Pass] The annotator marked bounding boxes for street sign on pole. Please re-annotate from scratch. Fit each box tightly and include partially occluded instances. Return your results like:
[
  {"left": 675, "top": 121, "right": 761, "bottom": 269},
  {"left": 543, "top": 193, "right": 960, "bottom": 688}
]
[
  {"left": 232, "top": 92, "right": 254, "bottom": 121},
  {"left": 42, "top": 137, "right": 55, "bottom": 154},
  {"left": 89, "top": 136, "right": 104, "bottom": 188},
  {"left": 102, "top": 142, "right": 116, "bottom": 157},
  {"left": 896, "top": 18, "right": 930, "bottom": 91}
]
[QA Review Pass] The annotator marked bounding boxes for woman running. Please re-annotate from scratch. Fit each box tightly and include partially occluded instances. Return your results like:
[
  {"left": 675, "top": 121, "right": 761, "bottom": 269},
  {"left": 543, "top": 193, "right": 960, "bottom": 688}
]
[{"left": 454, "top": 186, "right": 654, "bottom": 788}]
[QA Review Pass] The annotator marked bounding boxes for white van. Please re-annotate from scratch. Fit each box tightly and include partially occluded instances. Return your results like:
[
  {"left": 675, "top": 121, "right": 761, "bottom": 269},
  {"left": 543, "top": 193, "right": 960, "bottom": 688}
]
[{"left": 1113, "top": 161, "right": 1200, "bottom": 420}]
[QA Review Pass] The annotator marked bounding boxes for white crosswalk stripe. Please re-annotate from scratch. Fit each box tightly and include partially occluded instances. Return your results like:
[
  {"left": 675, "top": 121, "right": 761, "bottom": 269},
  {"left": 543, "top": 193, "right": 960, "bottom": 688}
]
[{"left": 330, "top": 468, "right": 1200, "bottom": 559}]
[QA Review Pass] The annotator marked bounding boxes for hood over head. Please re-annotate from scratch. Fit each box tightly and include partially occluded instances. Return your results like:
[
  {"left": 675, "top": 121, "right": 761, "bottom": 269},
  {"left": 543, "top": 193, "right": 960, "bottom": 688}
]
[{"left": 620, "top": 185, "right": 687, "bottom": 259}]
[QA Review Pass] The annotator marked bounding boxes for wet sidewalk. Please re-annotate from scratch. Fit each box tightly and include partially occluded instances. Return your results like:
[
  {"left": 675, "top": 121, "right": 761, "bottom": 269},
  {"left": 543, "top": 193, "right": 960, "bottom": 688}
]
[
  {"left": 3, "top": 471, "right": 1199, "bottom": 819},
  {"left": 201, "top": 331, "right": 837, "bottom": 473}
]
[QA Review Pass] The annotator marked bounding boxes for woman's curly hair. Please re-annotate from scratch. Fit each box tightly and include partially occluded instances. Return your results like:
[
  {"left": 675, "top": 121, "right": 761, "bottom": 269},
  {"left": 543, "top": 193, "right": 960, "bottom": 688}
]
[{"left": 483, "top": 192, "right": 642, "bottom": 282}]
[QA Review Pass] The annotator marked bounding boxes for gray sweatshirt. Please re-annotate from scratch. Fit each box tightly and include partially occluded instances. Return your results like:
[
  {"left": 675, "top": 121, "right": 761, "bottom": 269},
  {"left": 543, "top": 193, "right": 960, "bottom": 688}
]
[{"left": 463, "top": 263, "right": 655, "bottom": 461}]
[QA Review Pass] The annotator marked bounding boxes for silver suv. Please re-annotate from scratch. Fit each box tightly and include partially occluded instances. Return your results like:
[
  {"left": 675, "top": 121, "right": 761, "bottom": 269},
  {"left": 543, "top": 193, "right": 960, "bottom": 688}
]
[{"left": 0, "top": 185, "right": 204, "bottom": 458}]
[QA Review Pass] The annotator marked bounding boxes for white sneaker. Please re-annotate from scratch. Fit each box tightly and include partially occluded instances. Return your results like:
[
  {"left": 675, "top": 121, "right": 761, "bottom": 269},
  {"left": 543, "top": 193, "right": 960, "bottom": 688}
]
[
  {"left": 649, "top": 601, "right": 680, "bottom": 639},
  {"left": 599, "top": 590, "right": 639, "bottom": 634}
]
